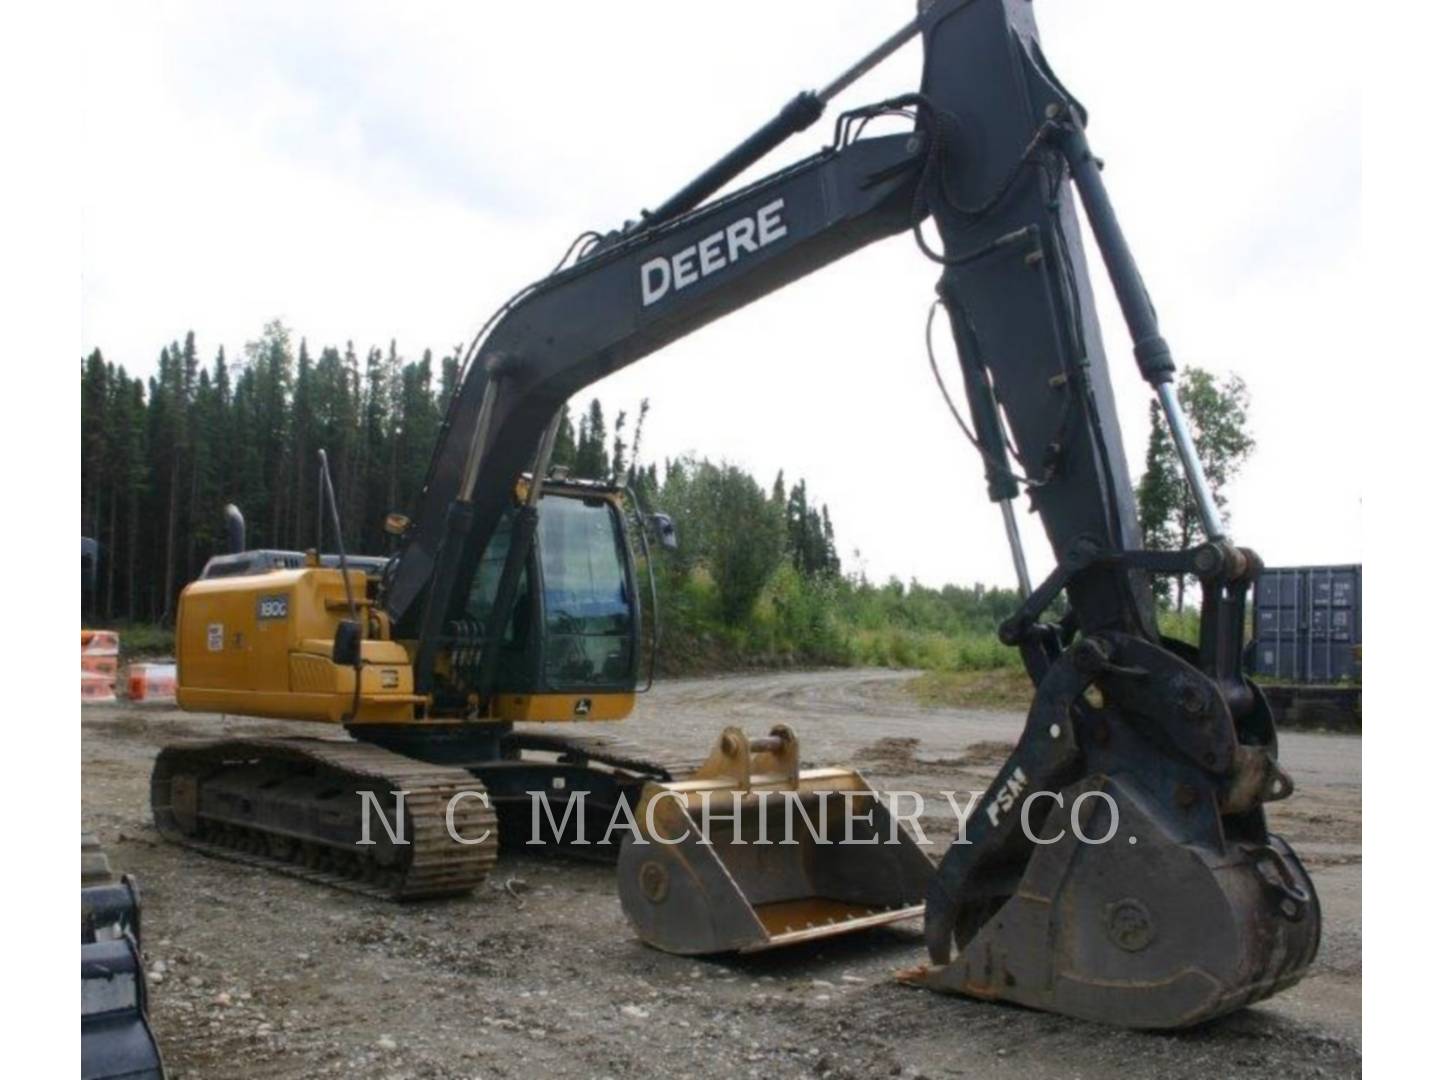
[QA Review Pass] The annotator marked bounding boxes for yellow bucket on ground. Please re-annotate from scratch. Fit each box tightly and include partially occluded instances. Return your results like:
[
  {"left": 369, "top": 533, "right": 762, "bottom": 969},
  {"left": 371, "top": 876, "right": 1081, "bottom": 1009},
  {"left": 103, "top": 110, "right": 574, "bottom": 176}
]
[{"left": 617, "top": 725, "right": 932, "bottom": 955}]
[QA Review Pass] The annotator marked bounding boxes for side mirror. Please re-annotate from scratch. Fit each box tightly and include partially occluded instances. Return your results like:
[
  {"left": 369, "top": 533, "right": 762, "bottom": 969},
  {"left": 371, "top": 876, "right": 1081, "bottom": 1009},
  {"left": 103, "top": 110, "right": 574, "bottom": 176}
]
[
  {"left": 648, "top": 513, "right": 679, "bottom": 552},
  {"left": 332, "top": 620, "right": 362, "bottom": 667}
]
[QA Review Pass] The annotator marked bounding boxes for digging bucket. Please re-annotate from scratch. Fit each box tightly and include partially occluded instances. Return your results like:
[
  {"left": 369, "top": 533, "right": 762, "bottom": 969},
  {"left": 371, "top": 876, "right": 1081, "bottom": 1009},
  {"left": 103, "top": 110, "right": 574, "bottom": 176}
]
[{"left": 617, "top": 725, "right": 932, "bottom": 955}]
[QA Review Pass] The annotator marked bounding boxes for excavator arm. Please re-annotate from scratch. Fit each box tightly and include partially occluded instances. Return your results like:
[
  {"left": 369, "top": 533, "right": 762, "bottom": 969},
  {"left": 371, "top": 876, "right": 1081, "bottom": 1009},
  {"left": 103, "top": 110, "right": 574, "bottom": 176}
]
[{"left": 376, "top": 0, "right": 1318, "bottom": 1027}]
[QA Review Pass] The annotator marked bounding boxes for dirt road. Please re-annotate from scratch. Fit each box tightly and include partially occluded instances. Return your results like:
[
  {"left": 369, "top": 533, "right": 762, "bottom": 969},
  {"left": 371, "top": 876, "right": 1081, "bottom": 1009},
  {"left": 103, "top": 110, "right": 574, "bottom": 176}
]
[{"left": 82, "top": 669, "right": 1361, "bottom": 1079}]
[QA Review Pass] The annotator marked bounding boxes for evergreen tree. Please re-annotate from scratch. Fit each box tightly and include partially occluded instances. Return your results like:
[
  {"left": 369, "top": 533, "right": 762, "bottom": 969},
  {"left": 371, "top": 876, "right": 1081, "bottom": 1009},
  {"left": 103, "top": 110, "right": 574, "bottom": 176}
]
[
  {"left": 290, "top": 339, "right": 316, "bottom": 549},
  {"left": 627, "top": 399, "right": 651, "bottom": 485},
  {"left": 820, "top": 505, "right": 840, "bottom": 575},
  {"left": 359, "top": 345, "right": 388, "bottom": 549},
  {"left": 186, "top": 367, "right": 216, "bottom": 568},
  {"left": 118, "top": 373, "right": 148, "bottom": 620},
  {"left": 610, "top": 409, "right": 628, "bottom": 484},
  {"left": 78, "top": 323, "right": 865, "bottom": 634},
  {"left": 145, "top": 342, "right": 187, "bottom": 622},
  {"left": 551, "top": 402, "right": 577, "bottom": 468},
  {"left": 573, "top": 398, "right": 609, "bottom": 479},
  {"left": 80, "top": 350, "right": 109, "bottom": 565},
  {"left": 341, "top": 342, "right": 363, "bottom": 541},
  {"left": 439, "top": 346, "right": 463, "bottom": 405},
  {"left": 383, "top": 340, "right": 404, "bottom": 522},
  {"left": 395, "top": 350, "right": 441, "bottom": 520}
]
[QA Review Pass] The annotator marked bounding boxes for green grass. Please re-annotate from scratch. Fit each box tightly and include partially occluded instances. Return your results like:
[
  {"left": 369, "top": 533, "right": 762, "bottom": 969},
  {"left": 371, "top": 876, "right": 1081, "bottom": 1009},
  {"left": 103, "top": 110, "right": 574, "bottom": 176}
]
[
  {"left": 899, "top": 605, "right": 1208, "bottom": 711},
  {"left": 844, "top": 626, "right": 1019, "bottom": 672},
  {"left": 651, "top": 565, "right": 1029, "bottom": 677},
  {"left": 1157, "top": 606, "right": 1201, "bottom": 646},
  {"left": 907, "top": 668, "right": 1035, "bottom": 710}
]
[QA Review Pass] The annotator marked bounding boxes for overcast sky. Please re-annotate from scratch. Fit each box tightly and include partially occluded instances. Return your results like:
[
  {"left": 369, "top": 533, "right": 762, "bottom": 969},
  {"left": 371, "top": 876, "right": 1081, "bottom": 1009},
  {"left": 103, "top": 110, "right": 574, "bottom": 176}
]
[{"left": 80, "top": 0, "right": 1360, "bottom": 589}]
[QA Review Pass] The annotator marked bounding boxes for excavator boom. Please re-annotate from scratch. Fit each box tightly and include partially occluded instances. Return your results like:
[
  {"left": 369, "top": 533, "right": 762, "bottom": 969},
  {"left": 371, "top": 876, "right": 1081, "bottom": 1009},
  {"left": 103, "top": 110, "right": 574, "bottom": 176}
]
[{"left": 386, "top": 0, "right": 1160, "bottom": 692}]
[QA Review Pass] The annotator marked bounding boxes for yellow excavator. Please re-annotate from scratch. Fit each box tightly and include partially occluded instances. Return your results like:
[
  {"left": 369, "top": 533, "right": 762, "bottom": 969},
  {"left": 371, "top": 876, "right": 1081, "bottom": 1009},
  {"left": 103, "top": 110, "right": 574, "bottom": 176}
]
[{"left": 151, "top": 0, "right": 1319, "bottom": 1029}]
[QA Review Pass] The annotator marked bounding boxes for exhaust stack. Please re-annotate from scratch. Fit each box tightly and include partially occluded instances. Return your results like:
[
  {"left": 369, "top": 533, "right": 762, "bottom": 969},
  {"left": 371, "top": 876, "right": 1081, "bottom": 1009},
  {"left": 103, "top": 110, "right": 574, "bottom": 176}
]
[{"left": 223, "top": 504, "right": 246, "bottom": 554}]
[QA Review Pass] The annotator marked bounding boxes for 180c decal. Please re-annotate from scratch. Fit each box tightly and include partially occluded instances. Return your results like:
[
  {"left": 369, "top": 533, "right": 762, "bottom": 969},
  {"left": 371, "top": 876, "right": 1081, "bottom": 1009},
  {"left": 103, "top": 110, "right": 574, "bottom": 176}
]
[{"left": 256, "top": 595, "right": 289, "bottom": 620}]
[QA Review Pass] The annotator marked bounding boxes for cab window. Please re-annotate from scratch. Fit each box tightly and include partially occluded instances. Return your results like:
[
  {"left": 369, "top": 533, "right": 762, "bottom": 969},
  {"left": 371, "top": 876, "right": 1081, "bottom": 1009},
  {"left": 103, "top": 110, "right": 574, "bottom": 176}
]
[
  {"left": 538, "top": 496, "right": 633, "bottom": 687},
  {"left": 465, "top": 508, "right": 530, "bottom": 646}
]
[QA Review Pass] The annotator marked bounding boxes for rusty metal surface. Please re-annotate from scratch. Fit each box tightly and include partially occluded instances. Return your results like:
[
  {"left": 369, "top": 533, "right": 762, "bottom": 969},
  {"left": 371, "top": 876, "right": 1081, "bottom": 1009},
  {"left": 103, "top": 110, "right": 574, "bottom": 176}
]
[{"left": 745, "top": 898, "right": 924, "bottom": 951}]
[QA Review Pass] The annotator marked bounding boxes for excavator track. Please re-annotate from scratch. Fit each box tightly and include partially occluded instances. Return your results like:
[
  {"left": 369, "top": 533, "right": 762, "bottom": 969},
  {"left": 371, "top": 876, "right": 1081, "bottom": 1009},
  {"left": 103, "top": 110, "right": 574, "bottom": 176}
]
[
  {"left": 502, "top": 729, "right": 700, "bottom": 782},
  {"left": 151, "top": 737, "right": 498, "bottom": 901},
  {"left": 485, "top": 729, "right": 702, "bottom": 857}
]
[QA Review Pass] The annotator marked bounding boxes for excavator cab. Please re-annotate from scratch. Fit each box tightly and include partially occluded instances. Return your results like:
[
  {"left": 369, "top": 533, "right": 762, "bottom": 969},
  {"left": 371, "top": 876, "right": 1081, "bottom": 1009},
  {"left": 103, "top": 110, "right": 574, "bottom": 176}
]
[{"left": 441, "top": 477, "right": 649, "bottom": 721}]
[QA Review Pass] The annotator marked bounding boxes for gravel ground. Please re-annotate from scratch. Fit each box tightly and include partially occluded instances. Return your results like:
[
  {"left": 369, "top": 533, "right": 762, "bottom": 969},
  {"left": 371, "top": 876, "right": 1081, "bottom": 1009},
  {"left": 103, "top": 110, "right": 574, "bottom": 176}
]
[{"left": 81, "top": 669, "right": 1361, "bottom": 1079}]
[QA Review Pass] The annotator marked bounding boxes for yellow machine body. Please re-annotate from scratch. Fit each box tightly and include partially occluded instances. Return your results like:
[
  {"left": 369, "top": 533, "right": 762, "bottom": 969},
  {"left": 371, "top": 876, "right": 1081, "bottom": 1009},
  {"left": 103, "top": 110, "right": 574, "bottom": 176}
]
[
  {"left": 176, "top": 476, "right": 644, "bottom": 728},
  {"left": 176, "top": 567, "right": 422, "bottom": 725},
  {"left": 491, "top": 691, "right": 634, "bottom": 722}
]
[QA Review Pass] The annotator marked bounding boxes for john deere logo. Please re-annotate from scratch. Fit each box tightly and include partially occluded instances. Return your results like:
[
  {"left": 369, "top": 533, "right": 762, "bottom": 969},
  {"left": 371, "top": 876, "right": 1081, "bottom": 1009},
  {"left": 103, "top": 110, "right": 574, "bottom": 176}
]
[{"left": 573, "top": 698, "right": 592, "bottom": 717}]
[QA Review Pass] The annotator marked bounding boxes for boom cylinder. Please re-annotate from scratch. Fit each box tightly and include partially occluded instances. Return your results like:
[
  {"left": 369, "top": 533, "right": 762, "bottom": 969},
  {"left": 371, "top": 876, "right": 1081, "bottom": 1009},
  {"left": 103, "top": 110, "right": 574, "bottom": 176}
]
[
  {"left": 643, "top": 14, "right": 923, "bottom": 228},
  {"left": 1058, "top": 119, "right": 1227, "bottom": 542},
  {"left": 646, "top": 93, "right": 825, "bottom": 226}
]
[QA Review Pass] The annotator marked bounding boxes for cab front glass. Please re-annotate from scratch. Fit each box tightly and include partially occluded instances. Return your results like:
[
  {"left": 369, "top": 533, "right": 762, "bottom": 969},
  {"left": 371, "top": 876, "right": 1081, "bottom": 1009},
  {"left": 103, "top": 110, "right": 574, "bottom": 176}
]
[
  {"left": 536, "top": 496, "right": 635, "bottom": 689},
  {"left": 463, "top": 493, "right": 636, "bottom": 693}
]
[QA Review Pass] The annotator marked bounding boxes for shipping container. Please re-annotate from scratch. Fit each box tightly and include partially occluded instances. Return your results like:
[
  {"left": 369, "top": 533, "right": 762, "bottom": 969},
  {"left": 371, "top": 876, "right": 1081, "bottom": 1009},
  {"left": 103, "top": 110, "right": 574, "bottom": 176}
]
[{"left": 1248, "top": 564, "right": 1361, "bottom": 684}]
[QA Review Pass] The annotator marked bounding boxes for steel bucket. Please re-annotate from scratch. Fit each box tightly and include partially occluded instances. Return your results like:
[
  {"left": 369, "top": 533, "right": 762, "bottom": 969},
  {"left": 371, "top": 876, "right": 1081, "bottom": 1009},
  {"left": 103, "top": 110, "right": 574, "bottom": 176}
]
[{"left": 617, "top": 725, "right": 932, "bottom": 954}]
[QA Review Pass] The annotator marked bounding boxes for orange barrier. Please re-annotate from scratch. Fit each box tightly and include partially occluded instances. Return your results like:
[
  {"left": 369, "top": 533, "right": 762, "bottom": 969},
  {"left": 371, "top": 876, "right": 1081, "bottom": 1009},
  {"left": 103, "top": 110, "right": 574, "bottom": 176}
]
[
  {"left": 81, "top": 673, "right": 117, "bottom": 702},
  {"left": 126, "top": 662, "right": 177, "bottom": 703},
  {"left": 81, "top": 629, "right": 120, "bottom": 704},
  {"left": 82, "top": 654, "right": 119, "bottom": 676},
  {"left": 82, "top": 630, "right": 120, "bottom": 653}
]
